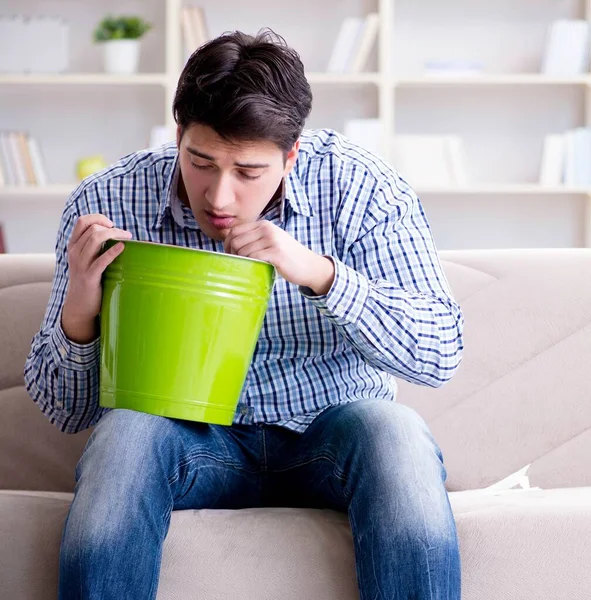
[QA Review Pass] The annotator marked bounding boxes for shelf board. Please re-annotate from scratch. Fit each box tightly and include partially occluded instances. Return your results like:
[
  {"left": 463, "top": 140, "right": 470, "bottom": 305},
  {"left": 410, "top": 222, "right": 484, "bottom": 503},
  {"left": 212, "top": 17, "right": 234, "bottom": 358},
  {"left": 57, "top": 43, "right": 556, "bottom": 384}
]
[
  {"left": 1, "top": 184, "right": 589, "bottom": 200},
  {"left": 395, "top": 74, "right": 590, "bottom": 87},
  {"left": 306, "top": 72, "right": 380, "bottom": 85},
  {"left": 415, "top": 185, "right": 591, "bottom": 195},
  {"left": 0, "top": 73, "right": 169, "bottom": 86},
  {"left": 0, "top": 184, "right": 77, "bottom": 198}
]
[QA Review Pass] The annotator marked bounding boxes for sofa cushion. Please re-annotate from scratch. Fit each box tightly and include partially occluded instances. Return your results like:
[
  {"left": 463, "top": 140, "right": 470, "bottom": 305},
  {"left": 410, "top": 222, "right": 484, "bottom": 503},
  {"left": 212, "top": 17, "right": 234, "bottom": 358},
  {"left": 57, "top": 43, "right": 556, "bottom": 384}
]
[
  {"left": 400, "top": 250, "right": 591, "bottom": 491},
  {"left": 0, "top": 386, "right": 91, "bottom": 492},
  {"left": 2, "top": 250, "right": 591, "bottom": 493},
  {"left": 0, "top": 255, "right": 54, "bottom": 391},
  {"left": 1, "top": 488, "right": 590, "bottom": 600}
]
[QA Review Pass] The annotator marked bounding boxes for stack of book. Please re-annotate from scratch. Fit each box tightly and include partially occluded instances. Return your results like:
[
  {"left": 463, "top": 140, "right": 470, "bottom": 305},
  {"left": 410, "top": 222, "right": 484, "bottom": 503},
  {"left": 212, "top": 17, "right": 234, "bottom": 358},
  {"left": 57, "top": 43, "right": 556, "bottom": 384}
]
[
  {"left": 344, "top": 118, "right": 384, "bottom": 157},
  {"left": 181, "top": 6, "right": 209, "bottom": 59},
  {"left": 541, "top": 20, "right": 590, "bottom": 75},
  {"left": 0, "top": 16, "right": 69, "bottom": 74},
  {"left": 327, "top": 13, "right": 379, "bottom": 73},
  {"left": 539, "top": 128, "right": 591, "bottom": 187},
  {"left": 0, "top": 131, "right": 48, "bottom": 187},
  {"left": 390, "top": 135, "right": 469, "bottom": 188}
]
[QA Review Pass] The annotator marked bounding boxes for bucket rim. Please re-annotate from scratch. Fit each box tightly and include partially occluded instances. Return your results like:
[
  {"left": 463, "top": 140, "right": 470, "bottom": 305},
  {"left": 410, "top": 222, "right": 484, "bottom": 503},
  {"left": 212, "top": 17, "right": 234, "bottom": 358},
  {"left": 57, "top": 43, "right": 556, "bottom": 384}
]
[{"left": 111, "top": 239, "right": 275, "bottom": 269}]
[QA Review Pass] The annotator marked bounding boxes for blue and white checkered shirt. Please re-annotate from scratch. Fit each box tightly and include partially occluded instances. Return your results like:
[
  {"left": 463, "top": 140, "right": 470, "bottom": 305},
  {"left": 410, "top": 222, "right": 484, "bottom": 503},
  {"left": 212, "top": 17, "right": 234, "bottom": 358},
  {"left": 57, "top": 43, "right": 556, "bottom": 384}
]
[{"left": 25, "top": 129, "right": 464, "bottom": 434}]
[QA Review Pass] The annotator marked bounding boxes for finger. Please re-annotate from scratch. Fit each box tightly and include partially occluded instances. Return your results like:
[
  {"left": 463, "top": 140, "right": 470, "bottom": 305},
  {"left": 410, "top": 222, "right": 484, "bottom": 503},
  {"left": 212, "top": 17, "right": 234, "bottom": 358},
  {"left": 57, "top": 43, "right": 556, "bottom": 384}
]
[
  {"left": 233, "top": 238, "right": 273, "bottom": 259},
  {"left": 88, "top": 241, "right": 126, "bottom": 280},
  {"left": 69, "top": 214, "right": 113, "bottom": 248},
  {"left": 77, "top": 226, "right": 132, "bottom": 269},
  {"left": 226, "top": 228, "right": 265, "bottom": 255},
  {"left": 224, "top": 222, "right": 260, "bottom": 253},
  {"left": 245, "top": 249, "right": 276, "bottom": 266}
]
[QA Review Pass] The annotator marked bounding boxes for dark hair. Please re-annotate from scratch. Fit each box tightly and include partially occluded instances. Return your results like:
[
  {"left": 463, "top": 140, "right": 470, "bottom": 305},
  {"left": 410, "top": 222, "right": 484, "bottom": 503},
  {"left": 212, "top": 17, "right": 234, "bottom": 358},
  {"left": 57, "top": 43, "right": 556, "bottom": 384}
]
[{"left": 173, "top": 29, "right": 312, "bottom": 154}]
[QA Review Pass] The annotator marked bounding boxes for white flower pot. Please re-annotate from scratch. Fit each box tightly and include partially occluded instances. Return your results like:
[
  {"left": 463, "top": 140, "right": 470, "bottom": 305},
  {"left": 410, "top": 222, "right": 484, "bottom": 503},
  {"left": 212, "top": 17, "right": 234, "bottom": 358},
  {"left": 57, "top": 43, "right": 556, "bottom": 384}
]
[{"left": 103, "top": 39, "right": 141, "bottom": 75}]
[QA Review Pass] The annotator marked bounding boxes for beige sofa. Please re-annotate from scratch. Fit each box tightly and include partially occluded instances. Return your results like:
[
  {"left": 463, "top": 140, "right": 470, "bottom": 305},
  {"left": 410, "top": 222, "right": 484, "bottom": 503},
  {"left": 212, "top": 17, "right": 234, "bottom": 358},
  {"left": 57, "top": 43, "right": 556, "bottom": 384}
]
[{"left": 1, "top": 249, "right": 590, "bottom": 600}]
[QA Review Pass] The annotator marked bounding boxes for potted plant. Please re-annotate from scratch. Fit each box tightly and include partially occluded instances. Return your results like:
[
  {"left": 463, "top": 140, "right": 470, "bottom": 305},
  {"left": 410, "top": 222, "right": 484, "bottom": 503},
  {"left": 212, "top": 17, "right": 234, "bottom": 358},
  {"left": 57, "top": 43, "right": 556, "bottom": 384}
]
[{"left": 93, "top": 15, "right": 152, "bottom": 75}]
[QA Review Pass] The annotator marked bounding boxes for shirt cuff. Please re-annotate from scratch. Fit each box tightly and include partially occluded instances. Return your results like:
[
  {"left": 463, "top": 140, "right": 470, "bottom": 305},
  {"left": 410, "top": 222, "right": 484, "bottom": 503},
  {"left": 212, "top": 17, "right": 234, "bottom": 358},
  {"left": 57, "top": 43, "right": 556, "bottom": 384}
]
[
  {"left": 48, "top": 317, "right": 101, "bottom": 371},
  {"left": 300, "top": 256, "right": 370, "bottom": 326}
]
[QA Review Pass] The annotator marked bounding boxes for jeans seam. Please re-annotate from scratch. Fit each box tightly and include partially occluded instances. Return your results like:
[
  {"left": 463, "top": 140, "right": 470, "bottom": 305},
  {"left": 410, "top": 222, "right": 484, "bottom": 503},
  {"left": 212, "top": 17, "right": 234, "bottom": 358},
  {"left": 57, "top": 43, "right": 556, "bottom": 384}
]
[
  {"left": 268, "top": 453, "right": 337, "bottom": 474},
  {"left": 398, "top": 408, "right": 436, "bottom": 599},
  {"left": 269, "top": 453, "right": 352, "bottom": 501},
  {"left": 167, "top": 450, "right": 257, "bottom": 490},
  {"left": 261, "top": 427, "right": 268, "bottom": 471}
]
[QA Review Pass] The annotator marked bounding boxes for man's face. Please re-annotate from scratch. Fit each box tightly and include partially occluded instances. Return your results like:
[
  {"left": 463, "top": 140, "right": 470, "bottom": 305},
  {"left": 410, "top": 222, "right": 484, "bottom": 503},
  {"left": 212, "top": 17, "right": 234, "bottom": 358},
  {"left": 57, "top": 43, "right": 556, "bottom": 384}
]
[{"left": 177, "top": 123, "right": 299, "bottom": 241}]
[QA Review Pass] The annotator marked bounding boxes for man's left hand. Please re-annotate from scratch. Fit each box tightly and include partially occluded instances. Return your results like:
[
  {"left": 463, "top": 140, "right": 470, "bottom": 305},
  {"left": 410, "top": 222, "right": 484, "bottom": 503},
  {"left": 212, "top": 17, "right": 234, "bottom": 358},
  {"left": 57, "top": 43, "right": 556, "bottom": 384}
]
[{"left": 224, "top": 221, "right": 335, "bottom": 296}]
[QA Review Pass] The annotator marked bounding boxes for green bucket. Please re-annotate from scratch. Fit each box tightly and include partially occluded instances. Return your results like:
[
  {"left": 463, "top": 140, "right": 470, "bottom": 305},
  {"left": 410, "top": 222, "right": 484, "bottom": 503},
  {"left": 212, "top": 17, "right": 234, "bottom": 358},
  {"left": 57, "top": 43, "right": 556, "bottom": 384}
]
[{"left": 99, "top": 240, "right": 275, "bottom": 425}]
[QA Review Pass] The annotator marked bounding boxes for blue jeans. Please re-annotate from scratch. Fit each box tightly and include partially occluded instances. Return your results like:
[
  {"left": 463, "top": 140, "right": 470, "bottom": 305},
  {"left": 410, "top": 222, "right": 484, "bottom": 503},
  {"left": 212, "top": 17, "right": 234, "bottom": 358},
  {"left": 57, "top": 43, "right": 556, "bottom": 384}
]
[{"left": 59, "top": 400, "right": 461, "bottom": 599}]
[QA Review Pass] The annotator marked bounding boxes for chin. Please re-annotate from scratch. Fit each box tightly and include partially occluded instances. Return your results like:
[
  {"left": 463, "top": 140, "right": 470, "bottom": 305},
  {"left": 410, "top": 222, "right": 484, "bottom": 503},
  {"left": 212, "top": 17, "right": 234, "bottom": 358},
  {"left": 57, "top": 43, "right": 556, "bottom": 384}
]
[{"left": 203, "top": 224, "right": 227, "bottom": 242}]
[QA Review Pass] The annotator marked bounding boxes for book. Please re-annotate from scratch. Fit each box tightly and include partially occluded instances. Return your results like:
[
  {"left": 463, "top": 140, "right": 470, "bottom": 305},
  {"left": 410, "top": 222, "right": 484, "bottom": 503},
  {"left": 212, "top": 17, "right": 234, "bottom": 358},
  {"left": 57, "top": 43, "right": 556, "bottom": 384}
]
[
  {"left": 344, "top": 118, "right": 383, "bottom": 156},
  {"left": 541, "top": 134, "right": 566, "bottom": 185},
  {"left": 0, "top": 133, "right": 16, "bottom": 185},
  {"left": 16, "top": 133, "right": 37, "bottom": 185},
  {"left": 149, "top": 125, "right": 175, "bottom": 149},
  {"left": 541, "top": 20, "right": 590, "bottom": 75},
  {"left": 446, "top": 136, "right": 469, "bottom": 186},
  {"left": 391, "top": 135, "right": 454, "bottom": 187},
  {"left": 539, "top": 134, "right": 565, "bottom": 186},
  {"left": 0, "top": 17, "right": 26, "bottom": 73},
  {"left": 391, "top": 135, "right": 469, "bottom": 188},
  {"left": 7, "top": 132, "right": 27, "bottom": 185},
  {"left": 181, "top": 7, "right": 198, "bottom": 56},
  {"left": 327, "top": 17, "right": 365, "bottom": 73},
  {"left": 27, "top": 137, "right": 48, "bottom": 186},
  {"left": 181, "top": 7, "right": 209, "bottom": 59},
  {"left": 424, "top": 59, "right": 484, "bottom": 77},
  {"left": 562, "top": 127, "right": 591, "bottom": 186},
  {"left": 350, "top": 13, "right": 379, "bottom": 73},
  {"left": 0, "top": 16, "right": 68, "bottom": 74},
  {"left": 191, "top": 7, "right": 209, "bottom": 47}
]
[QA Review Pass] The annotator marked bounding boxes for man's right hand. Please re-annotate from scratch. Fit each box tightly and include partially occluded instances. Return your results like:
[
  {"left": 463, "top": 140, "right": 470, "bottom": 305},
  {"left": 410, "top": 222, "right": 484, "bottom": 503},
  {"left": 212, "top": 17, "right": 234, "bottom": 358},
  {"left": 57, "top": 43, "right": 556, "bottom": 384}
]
[{"left": 61, "top": 214, "right": 132, "bottom": 344}]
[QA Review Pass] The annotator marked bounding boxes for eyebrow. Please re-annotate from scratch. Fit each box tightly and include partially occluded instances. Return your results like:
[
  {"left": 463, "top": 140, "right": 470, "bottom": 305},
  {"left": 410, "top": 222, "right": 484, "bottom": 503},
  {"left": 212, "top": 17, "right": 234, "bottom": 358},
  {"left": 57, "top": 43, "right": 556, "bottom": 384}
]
[{"left": 186, "top": 147, "right": 270, "bottom": 169}]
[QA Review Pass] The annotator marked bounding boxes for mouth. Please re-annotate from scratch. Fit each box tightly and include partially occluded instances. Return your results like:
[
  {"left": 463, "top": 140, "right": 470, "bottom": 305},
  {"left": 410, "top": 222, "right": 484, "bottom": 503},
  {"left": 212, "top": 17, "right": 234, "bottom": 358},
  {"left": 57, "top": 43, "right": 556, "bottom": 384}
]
[{"left": 204, "top": 211, "right": 236, "bottom": 230}]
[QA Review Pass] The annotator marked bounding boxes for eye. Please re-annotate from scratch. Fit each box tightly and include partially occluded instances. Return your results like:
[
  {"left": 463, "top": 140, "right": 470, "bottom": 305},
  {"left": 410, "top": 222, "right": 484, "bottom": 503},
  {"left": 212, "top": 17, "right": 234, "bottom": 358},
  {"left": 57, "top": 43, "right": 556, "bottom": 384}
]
[
  {"left": 240, "top": 172, "right": 261, "bottom": 181},
  {"left": 191, "top": 162, "right": 213, "bottom": 171}
]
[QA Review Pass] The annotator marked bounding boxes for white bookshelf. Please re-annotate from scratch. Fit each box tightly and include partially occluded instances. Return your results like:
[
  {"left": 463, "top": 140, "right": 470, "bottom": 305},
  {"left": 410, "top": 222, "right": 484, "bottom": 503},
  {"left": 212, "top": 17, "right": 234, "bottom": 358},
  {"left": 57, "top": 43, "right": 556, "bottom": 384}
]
[
  {"left": 0, "top": 74, "right": 170, "bottom": 86},
  {"left": 0, "top": 184, "right": 78, "bottom": 197},
  {"left": 305, "top": 73, "right": 380, "bottom": 85},
  {"left": 414, "top": 185, "right": 591, "bottom": 196},
  {"left": 395, "top": 74, "right": 591, "bottom": 87},
  {"left": 1, "top": 0, "right": 591, "bottom": 252}
]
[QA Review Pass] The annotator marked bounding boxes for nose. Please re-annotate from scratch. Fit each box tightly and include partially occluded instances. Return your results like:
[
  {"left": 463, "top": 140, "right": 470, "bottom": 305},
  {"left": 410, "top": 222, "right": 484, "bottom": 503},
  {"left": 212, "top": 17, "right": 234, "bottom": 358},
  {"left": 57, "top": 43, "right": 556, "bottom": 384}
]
[{"left": 205, "top": 174, "right": 234, "bottom": 211}]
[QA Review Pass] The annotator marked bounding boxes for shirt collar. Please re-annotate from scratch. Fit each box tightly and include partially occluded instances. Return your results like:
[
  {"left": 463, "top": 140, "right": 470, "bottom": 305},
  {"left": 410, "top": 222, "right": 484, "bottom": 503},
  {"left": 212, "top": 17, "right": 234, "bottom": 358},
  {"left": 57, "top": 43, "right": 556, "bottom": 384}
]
[
  {"left": 284, "top": 168, "right": 314, "bottom": 218},
  {"left": 152, "top": 149, "right": 314, "bottom": 230},
  {"left": 152, "top": 148, "right": 181, "bottom": 230}
]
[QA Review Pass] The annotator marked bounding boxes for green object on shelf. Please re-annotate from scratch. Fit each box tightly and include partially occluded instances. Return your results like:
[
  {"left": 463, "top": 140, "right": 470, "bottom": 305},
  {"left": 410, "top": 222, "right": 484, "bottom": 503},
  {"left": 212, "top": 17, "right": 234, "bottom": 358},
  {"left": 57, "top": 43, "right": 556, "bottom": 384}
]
[
  {"left": 99, "top": 240, "right": 275, "bottom": 425},
  {"left": 76, "top": 155, "right": 107, "bottom": 181},
  {"left": 93, "top": 16, "right": 151, "bottom": 42}
]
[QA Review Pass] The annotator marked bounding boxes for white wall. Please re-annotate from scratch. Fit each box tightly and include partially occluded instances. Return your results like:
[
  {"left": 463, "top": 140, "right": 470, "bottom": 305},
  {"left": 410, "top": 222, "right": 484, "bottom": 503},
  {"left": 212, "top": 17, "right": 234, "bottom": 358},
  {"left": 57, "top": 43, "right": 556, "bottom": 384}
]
[{"left": 0, "top": 0, "right": 588, "bottom": 252}]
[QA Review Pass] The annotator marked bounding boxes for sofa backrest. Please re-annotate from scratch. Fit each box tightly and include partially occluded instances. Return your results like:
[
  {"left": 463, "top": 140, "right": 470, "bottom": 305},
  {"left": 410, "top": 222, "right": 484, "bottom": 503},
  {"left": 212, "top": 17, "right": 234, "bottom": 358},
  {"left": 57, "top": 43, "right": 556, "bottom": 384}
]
[
  {"left": 0, "top": 255, "right": 91, "bottom": 492},
  {"left": 1, "top": 250, "right": 590, "bottom": 493},
  {"left": 399, "top": 249, "right": 591, "bottom": 491}
]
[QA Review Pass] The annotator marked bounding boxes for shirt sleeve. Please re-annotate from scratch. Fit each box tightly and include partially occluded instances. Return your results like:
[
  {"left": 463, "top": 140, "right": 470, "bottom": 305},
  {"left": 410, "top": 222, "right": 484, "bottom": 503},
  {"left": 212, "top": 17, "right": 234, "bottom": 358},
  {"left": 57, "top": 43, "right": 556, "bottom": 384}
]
[
  {"left": 24, "top": 195, "right": 107, "bottom": 434},
  {"left": 301, "top": 171, "right": 464, "bottom": 388}
]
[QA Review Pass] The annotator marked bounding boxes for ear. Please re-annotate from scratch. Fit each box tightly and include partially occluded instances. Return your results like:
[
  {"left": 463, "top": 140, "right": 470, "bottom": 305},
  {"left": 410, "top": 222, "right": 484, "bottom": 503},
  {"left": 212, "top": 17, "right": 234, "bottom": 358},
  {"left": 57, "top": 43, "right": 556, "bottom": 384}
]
[
  {"left": 176, "top": 124, "right": 183, "bottom": 149},
  {"left": 283, "top": 140, "right": 300, "bottom": 176}
]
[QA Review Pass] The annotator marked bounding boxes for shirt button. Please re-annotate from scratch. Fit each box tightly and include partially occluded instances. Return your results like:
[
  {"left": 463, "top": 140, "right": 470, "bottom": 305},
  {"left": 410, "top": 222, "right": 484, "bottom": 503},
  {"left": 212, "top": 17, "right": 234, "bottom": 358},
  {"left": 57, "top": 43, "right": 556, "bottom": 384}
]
[
  {"left": 239, "top": 405, "right": 249, "bottom": 416},
  {"left": 55, "top": 400, "right": 63, "bottom": 409}
]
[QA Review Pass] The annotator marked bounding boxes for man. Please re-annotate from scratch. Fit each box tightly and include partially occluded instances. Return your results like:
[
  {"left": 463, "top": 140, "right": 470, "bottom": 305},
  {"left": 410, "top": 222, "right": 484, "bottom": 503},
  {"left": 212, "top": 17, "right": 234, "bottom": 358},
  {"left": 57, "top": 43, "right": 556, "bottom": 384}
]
[{"left": 25, "top": 30, "right": 464, "bottom": 600}]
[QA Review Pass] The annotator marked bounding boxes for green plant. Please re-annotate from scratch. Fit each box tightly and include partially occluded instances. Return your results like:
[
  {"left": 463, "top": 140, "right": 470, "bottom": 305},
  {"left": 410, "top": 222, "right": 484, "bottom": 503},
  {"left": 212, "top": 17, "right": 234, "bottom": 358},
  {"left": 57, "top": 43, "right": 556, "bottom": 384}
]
[{"left": 93, "top": 15, "right": 152, "bottom": 42}]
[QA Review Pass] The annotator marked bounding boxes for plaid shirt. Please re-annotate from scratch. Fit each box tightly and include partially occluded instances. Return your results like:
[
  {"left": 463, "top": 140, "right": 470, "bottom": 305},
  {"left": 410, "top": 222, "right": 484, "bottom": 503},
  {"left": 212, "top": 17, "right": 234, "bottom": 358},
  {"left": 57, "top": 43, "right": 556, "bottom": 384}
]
[{"left": 25, "top": 129, "right": 464, "bottom": 434}]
